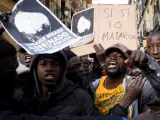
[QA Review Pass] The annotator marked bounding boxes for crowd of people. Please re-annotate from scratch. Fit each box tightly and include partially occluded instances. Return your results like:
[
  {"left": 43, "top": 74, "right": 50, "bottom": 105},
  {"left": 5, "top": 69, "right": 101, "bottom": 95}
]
[{"left": 0, "top": 12, "right": 160, "bottom": 120}]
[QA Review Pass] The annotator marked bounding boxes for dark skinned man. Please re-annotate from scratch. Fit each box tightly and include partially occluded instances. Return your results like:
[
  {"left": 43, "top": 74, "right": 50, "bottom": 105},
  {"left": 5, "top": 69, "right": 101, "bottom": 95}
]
[
  {"left": 146, "top": 31, "right": 160, "bottom": 63},
  {"left": 90, "top": 43, "right": 160, "bottom": 118}
]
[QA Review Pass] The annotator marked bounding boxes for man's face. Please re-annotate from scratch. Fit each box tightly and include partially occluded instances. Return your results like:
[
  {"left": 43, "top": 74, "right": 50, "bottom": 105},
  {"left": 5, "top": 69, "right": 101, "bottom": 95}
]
[
  {"left": 81, "top": 58, "right": 90, "bottom": 74},
  {"left": 19, "top": 52, "right": 32, "bottom": 67},
  {"left": 37, "top": 59, "right": 61, "bottom": 86},
  {"left": 67, "top": 56, "right": 82, "bottom": 77},
  {"left": 146, "top": 36, "right": 160, "bottom": 62},
  {"left": 105, "top": 50, "right": 126, "bottom": 77},
  {"left": 93, "top": 59, "right": 100, "bottom": 69}
]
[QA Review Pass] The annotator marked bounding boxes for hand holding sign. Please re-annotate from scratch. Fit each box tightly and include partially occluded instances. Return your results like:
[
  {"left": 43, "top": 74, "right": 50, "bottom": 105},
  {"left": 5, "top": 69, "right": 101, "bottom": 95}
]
[{"left": 93, "top": 44, "right": 106, "bottom": 64}]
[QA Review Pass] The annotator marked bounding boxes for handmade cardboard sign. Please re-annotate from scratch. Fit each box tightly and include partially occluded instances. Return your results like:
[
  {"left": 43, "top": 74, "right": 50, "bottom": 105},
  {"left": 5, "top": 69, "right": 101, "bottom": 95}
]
[{"left": 72, "top": 4, "right": 138, "bottom": 56}]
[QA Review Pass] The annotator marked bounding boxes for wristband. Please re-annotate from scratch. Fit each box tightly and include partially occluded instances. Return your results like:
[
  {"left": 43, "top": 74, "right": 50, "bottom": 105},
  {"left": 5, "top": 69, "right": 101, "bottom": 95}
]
[{"left": 121, "top": 117, "right": 127, "bottom": 120}]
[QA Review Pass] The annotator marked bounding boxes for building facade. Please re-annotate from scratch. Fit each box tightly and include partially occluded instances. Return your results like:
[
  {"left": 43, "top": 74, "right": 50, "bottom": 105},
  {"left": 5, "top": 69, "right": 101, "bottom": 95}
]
[
  {"left": 0, "top": 0, "right": 15, "bottom": 12},
  {"left": 134, "top": 0, "right": 160, "bottom": 48}
]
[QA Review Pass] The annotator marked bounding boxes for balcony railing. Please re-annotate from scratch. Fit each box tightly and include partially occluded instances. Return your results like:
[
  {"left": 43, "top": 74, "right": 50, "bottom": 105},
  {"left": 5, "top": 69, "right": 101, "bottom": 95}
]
[{"left": 153, "top": 12, "right": 160, "bottom": 29}]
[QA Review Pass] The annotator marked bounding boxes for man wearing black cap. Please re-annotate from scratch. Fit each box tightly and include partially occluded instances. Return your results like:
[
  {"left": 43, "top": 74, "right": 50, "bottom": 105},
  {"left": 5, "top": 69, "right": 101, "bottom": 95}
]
[{"left": 90, "top": 43, "right": 160, "bottom": 118}]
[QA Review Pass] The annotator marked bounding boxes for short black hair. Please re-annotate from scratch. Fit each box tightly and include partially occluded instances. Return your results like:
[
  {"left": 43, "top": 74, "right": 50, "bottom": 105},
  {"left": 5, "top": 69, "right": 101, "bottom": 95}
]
[
  {"left": 89, "top": 53, "right": 96, "bottom": 58},
  {"left": 18, "top": 46, "right": 27, "bottom": 53},
  {"left": 0, "top": 37, "right": 17, "bottom": 58},
  {"left": 148, "top": 30, "right": 160, "bottom": 40},
  {"left": 63, "top": 50, "right": 77, "bottom": 61}
]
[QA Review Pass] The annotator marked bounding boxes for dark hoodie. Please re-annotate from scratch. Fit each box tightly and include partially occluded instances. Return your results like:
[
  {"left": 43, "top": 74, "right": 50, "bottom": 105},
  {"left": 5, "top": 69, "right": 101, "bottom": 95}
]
[{"left": 13, "top": 51, "right": 98, "bottom": 116}]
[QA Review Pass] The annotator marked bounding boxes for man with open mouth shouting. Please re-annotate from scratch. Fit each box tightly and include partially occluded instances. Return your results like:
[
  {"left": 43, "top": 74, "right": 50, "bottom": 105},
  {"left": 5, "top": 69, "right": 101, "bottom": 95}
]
[
  {"left": 90, "top": 43, "right": 160, "bottom": 118},
  {"left": 13, "top": 51, "right": 98, "bottom": 116}
]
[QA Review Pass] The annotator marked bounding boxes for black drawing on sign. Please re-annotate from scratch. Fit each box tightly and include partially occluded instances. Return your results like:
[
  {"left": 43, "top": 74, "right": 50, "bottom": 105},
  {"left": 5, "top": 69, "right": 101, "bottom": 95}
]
[
  {"left": 14, "top": 11, "right": 51, "bottom": 43},
  {"left": 70, "top": 7, "right": 94, "bottom": 47},
  {"left": 72, "top": 7, "right": 94, "bottom": 37},
  {"left": 77, "top": 16, "right": 91, "bottom": 35}
]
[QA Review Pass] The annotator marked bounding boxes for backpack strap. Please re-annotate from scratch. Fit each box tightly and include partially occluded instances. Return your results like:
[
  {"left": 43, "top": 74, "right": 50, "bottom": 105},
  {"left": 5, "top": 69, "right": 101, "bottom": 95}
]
[
  {"left": 89, "top": 79, "right": 101, "bottom": 93},
  {"left": 89, "top": 76, "right": 107, "bottom": 94}
]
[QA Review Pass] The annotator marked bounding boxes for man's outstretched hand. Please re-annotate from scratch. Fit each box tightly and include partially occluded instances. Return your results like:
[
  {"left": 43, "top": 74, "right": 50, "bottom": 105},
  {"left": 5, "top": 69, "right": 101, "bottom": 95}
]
[
  {"left": 125, "top": 50, "right": 148, "bottom": 69},
  {"left": 93, "top": 44, "right": 106, "bottom": 65}
]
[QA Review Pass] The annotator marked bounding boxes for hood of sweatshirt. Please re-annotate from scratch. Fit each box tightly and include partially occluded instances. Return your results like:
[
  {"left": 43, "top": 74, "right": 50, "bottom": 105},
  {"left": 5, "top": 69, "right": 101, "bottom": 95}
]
[{"left": 30, "top": 51, "right": 77, "bottom": 100}]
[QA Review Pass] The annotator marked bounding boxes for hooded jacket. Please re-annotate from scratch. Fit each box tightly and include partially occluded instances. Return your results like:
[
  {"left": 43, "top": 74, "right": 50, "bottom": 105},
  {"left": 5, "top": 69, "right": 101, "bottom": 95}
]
[
  {"left": 0, "top": 110, "right": 123, "bottom": 120},
  {"left": 13, "top": 51, "right": 98, "bottom": 116}
]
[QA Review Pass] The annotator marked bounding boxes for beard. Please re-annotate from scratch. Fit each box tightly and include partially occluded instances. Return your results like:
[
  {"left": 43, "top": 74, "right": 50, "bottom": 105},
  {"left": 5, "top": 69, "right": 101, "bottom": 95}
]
[{"left": 106, "top": 66, "right": 126, "bottom": 79}]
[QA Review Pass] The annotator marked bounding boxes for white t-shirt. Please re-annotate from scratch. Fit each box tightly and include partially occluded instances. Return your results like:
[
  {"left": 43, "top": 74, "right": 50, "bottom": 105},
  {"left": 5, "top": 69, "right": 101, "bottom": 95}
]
[{"left": 16, "top": 58, "right": 29, "bottom": 74}]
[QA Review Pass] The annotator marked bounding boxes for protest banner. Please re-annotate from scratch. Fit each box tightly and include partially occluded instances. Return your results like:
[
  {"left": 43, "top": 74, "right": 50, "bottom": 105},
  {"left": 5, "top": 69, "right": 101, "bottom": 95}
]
[
  {"left": 0, "top": 0, "right": 80, "bottom": 55},
  {"left": 72, "top": 4, "right": 138, "bottom": 56},
  {"left": 70, "top": 7, "right": 94, "bottom": 47}
]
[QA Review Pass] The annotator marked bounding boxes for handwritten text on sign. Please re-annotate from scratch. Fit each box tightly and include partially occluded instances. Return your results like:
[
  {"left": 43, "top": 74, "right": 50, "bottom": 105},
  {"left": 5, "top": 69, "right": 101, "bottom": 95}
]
[{"left": 95, "top": 5, "right": 138, "bottom": 50}]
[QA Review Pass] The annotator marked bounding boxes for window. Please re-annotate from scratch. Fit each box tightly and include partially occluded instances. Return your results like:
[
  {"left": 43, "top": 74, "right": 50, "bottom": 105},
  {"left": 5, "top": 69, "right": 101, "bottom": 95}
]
[{"left": 40, "top": 0, "right": 61, "bottom": 19}]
